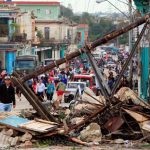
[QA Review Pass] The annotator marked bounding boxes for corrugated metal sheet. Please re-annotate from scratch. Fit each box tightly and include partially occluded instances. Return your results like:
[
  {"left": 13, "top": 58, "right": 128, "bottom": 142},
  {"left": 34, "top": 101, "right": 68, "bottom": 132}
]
[{"left": 0, "top": 132, "right": 18, "bottom": 146}]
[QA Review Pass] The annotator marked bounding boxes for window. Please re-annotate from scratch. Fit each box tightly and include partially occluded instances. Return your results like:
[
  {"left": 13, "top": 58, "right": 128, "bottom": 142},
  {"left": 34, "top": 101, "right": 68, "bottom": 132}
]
[
  {"left": 45, "top": 9, "right": 51, "bottom": 14},
  {"left": 44, "top": 27, "right": 50, "bottom": 40},
  {"left": 37, "top": 9, "right": 40, "bottom": 13}
]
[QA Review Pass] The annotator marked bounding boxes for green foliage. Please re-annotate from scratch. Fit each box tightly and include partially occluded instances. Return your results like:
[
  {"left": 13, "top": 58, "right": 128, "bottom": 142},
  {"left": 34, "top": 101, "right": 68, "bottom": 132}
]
[
  {"left": 11, "top": 22, "right": 20, "bottom": 34},
  {"left": 89, "top": 18, "right": 116, "bottom": 41},
  {"left": 36, "top": 30, "right": 43, "bottom": 39},
  {"left": 10, "top": 22, "right": 20, "bottom": 29},
  {"left": 61, "top": 6, "right": 128, "bottom": 43},
  {"left": 119, "top": 33, "right": 129, "bottom": 45},
  {"left": 60, "top": 5, "right": 74, "bottom": 19}
]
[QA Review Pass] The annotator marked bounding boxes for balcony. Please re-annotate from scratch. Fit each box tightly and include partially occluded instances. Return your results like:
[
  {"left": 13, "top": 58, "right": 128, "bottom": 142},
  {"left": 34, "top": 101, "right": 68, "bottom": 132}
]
[
  {"left": 42, "top": 38, "right": 70, "bottom": 46},
  {"left": 10, "top": 33, "right": 27, "bottom": 42},
  {"left": 0, "top": 37, "right": 9, "bottom": 42}
]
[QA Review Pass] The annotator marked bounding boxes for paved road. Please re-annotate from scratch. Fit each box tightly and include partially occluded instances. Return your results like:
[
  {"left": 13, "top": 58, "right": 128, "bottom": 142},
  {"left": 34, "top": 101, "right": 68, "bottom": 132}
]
[{"left": 13, "top": 95, "right": 32, "bottom": 112}]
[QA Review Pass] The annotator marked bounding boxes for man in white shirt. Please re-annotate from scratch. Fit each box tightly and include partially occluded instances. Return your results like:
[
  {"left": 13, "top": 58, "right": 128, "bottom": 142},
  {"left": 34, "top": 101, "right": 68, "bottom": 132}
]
[{"left": 36, "top": 79, "right": 45, "bottom": 101}]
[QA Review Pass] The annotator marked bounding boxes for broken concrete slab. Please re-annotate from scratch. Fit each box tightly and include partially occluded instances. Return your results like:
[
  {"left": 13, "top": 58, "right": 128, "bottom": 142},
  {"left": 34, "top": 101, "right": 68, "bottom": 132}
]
[
  {"left": 78, "top": 123, "right": 102, "bottom": 142},
  {"left": 123, "top": 109, "right": 149, "bottom": 123},
  {"left": 20, "top": 132, "right": 32, "bottom": 142},
  {"left": 82, "top": 87, "right": 105, "bottom": 106},
  {"left": 0, "top": 132, "right": 19, "bottom": 147},
  {"left": 115, "top": 87, "right": 150, "bottom": 108}
]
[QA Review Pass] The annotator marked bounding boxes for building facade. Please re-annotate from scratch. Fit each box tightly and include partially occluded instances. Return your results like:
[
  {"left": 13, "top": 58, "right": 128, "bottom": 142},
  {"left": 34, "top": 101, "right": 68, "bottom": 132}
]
[
  {"left": 2, "top": 1, "right": 60, "bottom": 21},
  {"left": 77, "top": 24, "right": 89, "bottom": 48},
  {"left": 133, "top": 0, "right": 150, "bottom": 100},
  {"left": 0, "top": 5, "right": 35, "bottom": 74},
  {"left": 2, "top": 1, "right": 74, "bottom": 64},
  {"left": 35, "top": 19, "right": 77, "bottom": 62},
  {"left": 16, "top": 11, "right": 35, "bottom": 41}
]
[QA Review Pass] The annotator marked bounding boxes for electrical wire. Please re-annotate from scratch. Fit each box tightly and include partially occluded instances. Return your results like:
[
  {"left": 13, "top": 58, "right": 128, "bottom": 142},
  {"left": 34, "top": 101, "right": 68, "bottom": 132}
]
[
  {"left": 107, "top": 0, "right": 129, "bottom": 18},
  {"left": 87, "top": 0, "right": 91, "bottom": 12}
]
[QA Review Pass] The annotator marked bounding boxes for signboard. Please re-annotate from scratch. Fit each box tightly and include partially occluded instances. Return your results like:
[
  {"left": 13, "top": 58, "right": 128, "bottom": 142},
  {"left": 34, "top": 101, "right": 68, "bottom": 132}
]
[{"left": 0, "top": 12, "right": 17, "bottom": 18}]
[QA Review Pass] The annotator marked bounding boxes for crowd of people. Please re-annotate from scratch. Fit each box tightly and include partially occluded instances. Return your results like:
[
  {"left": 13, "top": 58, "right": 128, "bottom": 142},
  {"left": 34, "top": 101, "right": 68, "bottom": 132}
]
[{"left": 0, "top": 52, "right": 138, "bottom": 112}]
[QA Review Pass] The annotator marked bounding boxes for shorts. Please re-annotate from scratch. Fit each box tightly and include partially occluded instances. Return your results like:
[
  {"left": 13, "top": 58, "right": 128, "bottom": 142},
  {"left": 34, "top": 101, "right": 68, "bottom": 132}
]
[
  {"left": 57, "top": 90, "right": 64, "bottom": 96},
  {"left": 0, "top": 103, "right": 12, "bottom": 112}
]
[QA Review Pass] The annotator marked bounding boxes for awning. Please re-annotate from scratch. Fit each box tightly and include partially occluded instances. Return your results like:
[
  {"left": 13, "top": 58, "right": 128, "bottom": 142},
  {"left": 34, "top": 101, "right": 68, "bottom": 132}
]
[{"left": 35, "top": 47, "right": 52, "bottom": 52}]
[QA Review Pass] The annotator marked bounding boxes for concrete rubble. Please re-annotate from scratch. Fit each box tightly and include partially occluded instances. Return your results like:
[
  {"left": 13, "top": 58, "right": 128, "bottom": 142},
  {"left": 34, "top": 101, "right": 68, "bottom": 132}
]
[
  {"left": 1, "top": 14, "right": 148, "bottom": 148},
  {"left": 78, "top": 123, "right": 102, "bottom": 142},
  {"left": 0, "top": 87, "right": 150, "bottom": 148}
]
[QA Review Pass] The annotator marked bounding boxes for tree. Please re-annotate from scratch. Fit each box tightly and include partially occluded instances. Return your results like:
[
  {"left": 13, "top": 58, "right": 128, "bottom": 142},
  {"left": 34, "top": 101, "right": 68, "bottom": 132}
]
[
  {"left": 89, "top": 18, "right": 116, "bottom": 41},
  {"left": 60, "top": 6, "right": 118, "bottom": 41},
  {"left": 36, "top": 30, "right": 43, "bottom": 40},
  {"left": 60, "top": 6, "right": 74, "bottom": 19},
  {"left": 117, "top": 21, "right": 129, "bottom": 45}
]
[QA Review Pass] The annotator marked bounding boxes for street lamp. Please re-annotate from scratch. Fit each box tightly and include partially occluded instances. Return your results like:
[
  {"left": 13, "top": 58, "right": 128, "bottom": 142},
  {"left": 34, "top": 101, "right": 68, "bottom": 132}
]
[
  {"left": 96, "top": 0, "right": 106, "bottom": 3},
  {"left": 96, "top": 0, "right": 129, "bottom": 19}
]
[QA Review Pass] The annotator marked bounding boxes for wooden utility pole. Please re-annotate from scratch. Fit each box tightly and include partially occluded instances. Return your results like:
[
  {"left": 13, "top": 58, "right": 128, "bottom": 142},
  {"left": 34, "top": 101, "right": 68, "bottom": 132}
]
[{"left": 129, "top": 0, "right": 133, "bottom": 88}]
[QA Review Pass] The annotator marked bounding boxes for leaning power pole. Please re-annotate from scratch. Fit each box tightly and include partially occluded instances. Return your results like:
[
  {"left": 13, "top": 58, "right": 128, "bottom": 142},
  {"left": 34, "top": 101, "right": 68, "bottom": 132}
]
[{"left": 129, "top": 0, "right": 133, "bottom": 88}]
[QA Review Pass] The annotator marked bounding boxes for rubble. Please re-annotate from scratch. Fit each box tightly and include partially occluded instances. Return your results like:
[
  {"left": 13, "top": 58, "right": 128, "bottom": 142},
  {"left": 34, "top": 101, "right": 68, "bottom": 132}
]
[
  {"left": 0, "top": 87, "right": 150, "bottom": 148},
  {"left": 20, "top": 132, "right": 32, "bottom": 142},
  {"left": 0, "top": 130, "right": 19, "bottom": 147},
  {"left": 78, "top": 123, "right": 102, "bottom": 142},
  {"left": 0, "top": 13, "right": 149, "bottom": 148}
]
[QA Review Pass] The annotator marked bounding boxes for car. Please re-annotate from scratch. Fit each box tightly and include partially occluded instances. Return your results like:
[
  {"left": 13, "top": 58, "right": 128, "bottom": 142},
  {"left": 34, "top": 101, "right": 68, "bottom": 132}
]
[
  {"left": 72, "top": 74, "right": 96, "bottom": 93},
  {"left": 64, "top": 82, "right": 86, "bottom": 103},
  {"left": 105, "top": 61, "right": 116, "bottom": 70}
]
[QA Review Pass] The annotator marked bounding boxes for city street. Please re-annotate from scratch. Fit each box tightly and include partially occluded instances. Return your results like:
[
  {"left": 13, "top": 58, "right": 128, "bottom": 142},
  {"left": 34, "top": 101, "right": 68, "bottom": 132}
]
[{"left": 0, "top": 0, "right": 149, "bottom": 149}]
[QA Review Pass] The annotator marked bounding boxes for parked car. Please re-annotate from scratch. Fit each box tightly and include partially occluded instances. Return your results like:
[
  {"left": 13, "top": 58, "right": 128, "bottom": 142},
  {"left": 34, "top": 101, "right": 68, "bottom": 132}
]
[
  {"left": 72, "top": 74, "right": 96, "bottom": 93},
  {"left": 64, "top": 82, "right": 86, "bottom": 103}
]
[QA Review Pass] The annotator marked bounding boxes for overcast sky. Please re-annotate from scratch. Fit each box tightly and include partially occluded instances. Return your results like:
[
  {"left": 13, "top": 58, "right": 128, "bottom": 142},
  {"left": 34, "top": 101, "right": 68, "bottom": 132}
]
[
  {"left": 60, "top": 0, "right": 134, "bottom": 13},
  {"left": 13, "top": 0, "right": 135, "bottom": 14}
]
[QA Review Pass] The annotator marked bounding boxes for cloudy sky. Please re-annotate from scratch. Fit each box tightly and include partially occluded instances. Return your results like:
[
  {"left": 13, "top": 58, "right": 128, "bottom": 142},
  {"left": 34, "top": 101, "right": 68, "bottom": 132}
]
[
  {"left": 60, "top": 0, "right": 133, "bottom": 13},
  {"left": 13, "top": 0, "right": 135, "bottom": 13}
]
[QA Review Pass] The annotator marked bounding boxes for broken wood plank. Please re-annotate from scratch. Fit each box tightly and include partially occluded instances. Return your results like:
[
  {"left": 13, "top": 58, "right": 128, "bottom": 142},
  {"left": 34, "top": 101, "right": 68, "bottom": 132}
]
[{"left": 19, "top": 120, "right": 58, "bottom": 133}]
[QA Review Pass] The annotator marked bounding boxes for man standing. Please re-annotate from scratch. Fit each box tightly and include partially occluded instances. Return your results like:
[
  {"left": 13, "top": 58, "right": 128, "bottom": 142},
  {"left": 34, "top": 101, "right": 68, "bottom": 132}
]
[
  {"left": 46, "top": 79, "right": 55, "bottom": 100},
  {"left": 36, "top": 79, "right": 46, "bottom": 101},
  {"left": 0, "top": 76, "right": 16, "bottom": 111}
]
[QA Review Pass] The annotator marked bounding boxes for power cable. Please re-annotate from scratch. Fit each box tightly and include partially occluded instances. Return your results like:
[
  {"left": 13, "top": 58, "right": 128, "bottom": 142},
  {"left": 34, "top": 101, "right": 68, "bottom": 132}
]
[{"left": 87, "top": 0, "right": 91, "bottom": 12}]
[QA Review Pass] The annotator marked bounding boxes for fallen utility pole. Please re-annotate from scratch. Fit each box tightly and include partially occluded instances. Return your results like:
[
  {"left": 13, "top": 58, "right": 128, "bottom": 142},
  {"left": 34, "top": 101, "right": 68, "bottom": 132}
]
[
  {"left": 12, "top": 13, "right": 150, "bottom": 122},
  {"left": 12, "top": 72, "right": 57, "bottom": 122},
  {"left": 85, "top": 50, "right": 111, "bottom": 100},
  {"left": 20, "top": 13, "right": 150, "bottom": 83},
  {"left": 111, "top": 21, "right": 149, "bottom": 97}
]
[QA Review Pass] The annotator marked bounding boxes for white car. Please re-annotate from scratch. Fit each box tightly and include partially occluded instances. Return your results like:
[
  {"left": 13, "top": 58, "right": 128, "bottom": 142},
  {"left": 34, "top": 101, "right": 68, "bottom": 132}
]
[{"left": 64, "top": 82, "right": 86, "bottom": 103}]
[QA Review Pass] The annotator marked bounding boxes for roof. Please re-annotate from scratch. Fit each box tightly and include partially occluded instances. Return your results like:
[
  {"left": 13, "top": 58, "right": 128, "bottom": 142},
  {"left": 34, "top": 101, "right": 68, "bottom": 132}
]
[
  {"left": 77, "top": 24, "right": 89, "bottom": 29},
  {"left": 0, "top": 1, "right": 60, "bottom": 6},
  {"left": 36, "top": 20, "right": 63, "bottom": 24}
]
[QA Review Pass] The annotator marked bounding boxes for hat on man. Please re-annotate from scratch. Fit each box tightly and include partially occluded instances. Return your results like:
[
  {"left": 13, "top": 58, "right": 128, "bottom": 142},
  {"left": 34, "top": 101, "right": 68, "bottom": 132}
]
[{"left": 4, "top": 76, "right": 11, "bottom": 80}]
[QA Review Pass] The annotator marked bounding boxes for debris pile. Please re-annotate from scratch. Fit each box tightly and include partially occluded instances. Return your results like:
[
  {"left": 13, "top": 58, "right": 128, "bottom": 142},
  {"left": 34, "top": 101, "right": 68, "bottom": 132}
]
[
  {"left": 1, "top": 14, "right": 150, "bottom": 148},
  {"left": 1, "top": 87, "right": 150, "bottom": 148}
]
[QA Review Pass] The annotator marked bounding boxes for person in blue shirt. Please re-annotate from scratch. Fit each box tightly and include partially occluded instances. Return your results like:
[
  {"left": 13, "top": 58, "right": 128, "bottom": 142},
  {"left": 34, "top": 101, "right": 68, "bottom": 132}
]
[
  {"left": 61, "top": 74, "right": 67, "bottom": 85},
  {"left": 46, "top": 79, "right": 55, "bottom": 100}
]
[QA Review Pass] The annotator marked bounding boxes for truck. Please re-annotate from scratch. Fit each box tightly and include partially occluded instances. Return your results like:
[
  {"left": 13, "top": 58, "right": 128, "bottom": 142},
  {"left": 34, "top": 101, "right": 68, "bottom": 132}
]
[
  {"left": 14, "top": 55, "right": 39, "bottom": 74},
  {"left": 43, "top": 58, "right": 66, "bottom": 69},
  {"left": 43, "top": 58, "right": 54, "bottom": 66}
]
